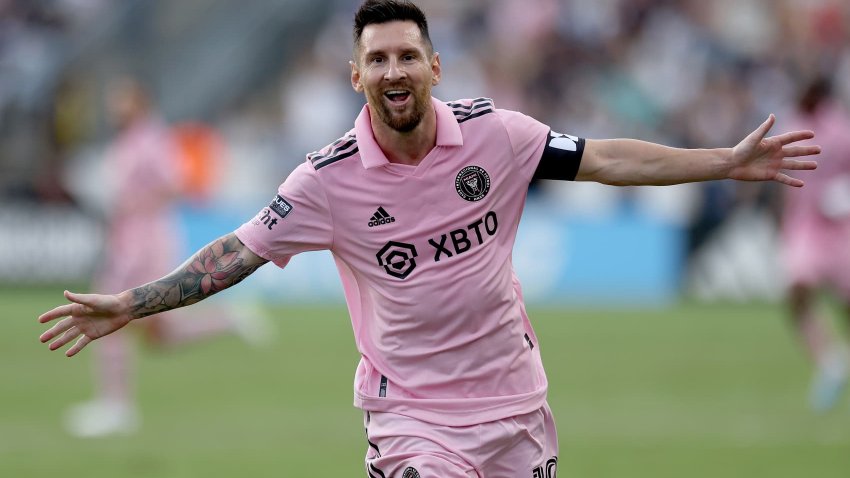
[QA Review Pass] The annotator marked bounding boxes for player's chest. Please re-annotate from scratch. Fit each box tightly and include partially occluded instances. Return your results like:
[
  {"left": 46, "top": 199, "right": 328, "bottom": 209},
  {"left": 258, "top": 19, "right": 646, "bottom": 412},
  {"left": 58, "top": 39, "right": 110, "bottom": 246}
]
[{"left": 327, "top": 153, "right": 522, "bottom": 275}]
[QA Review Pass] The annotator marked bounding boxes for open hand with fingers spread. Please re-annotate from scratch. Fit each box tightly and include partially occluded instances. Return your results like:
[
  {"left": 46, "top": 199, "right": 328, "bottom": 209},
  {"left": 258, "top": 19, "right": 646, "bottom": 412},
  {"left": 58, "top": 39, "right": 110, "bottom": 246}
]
[
  {"left": 729, "top": 114, "right": 820, "bottom": 187},
  {"left": 39, "top": 290, "right": 132, "bottom": 357}
]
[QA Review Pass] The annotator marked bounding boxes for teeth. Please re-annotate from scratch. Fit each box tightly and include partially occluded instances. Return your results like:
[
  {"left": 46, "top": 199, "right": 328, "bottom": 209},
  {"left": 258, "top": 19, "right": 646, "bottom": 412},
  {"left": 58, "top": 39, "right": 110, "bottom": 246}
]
[{"left": 386, "top": 90, "right": 408, "bottom": 95}]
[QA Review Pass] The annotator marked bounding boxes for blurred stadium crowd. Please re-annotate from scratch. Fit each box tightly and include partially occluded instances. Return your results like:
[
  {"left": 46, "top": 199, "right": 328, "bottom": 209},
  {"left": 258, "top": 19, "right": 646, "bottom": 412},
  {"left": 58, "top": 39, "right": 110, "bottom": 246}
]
[{"left": 0, "top": 0, "right": 848, "bottom": 298}]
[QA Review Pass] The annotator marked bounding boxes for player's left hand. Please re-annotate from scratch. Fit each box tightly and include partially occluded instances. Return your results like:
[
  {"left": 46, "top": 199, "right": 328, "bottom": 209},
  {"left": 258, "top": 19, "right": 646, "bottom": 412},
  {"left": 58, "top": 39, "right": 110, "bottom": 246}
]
[{"left": 728, "top": 114, "right": 819, "bottom": 187}]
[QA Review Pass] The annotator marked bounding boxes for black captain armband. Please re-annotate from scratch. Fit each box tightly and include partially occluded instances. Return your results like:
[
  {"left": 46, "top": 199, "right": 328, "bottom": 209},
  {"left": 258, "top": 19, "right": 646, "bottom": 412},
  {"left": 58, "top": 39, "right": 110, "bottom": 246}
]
[{"left": 532, "top": 130, "right": 586, "bottom": 181}]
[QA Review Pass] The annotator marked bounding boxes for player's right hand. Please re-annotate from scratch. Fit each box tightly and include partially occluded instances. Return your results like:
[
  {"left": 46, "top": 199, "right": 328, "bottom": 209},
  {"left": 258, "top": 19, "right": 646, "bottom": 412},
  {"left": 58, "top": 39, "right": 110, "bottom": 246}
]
[{"left": 38, "top": 290, "right": 131, "bottom": 357}]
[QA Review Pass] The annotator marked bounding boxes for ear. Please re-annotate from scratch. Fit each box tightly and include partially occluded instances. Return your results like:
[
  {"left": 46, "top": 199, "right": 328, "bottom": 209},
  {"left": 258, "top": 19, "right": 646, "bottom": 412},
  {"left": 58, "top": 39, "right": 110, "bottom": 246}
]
[
  {"left": 350, "top": 60, "right": 364, "bottom": 93},
  {"left": 431, "top": 52, "right": 442, "bottom": 86}
]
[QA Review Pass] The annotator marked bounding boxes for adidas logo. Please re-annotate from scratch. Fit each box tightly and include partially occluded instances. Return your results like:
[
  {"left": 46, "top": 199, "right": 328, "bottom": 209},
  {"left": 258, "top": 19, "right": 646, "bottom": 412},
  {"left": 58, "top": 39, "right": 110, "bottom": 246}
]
[{"left": 368, "top": 207, "right": 396, "bottom": 228}]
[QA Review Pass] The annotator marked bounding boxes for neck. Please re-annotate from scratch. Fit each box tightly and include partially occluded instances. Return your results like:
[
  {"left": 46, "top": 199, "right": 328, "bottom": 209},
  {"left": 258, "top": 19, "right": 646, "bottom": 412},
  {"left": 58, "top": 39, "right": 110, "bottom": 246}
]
[{"left": 370, "top": 105, "right": 437, "bottom": 166}]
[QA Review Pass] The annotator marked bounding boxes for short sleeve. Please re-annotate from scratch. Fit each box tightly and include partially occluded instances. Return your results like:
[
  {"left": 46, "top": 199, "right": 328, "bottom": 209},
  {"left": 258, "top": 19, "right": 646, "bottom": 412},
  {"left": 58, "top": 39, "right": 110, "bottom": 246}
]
[
  {"left": 235, "top": 162, "right": 333, "bottom": 268},
  {"left": 497, "top": 109, "right": 585, "bottom": 182}
]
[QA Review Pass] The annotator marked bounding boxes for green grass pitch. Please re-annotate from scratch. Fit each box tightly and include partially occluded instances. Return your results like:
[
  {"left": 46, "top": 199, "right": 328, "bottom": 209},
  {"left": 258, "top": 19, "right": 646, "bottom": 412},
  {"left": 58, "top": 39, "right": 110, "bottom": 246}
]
[{"left": 2, "top": 286, "right": 848, "bottom": 477}]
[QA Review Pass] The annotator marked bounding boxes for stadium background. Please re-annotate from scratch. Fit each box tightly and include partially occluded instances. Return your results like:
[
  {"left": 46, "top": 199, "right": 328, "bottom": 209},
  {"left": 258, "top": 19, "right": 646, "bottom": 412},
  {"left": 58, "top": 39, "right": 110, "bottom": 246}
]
[{"left": 1, "top": 0, "right": 848, "bottom": 476}]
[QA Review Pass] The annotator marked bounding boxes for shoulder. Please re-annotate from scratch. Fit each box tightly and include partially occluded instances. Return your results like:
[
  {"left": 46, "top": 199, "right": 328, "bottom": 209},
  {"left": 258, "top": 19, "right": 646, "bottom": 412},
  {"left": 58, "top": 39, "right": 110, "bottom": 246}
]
[
  {"left": 444, "top": 97, "right": 535, "bottom": 132},
  {"left": 445, "top": 97, "right": 496, "bottom": 124},
  {"left": 307, "top": 131, "right": 359, "bottom": 171}
]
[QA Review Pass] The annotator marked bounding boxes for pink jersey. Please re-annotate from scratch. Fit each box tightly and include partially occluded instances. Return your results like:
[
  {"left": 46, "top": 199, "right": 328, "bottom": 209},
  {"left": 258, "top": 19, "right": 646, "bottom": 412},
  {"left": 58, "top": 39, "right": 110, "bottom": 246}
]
[
  {"left": 782, "top": 101, "right": 850, "bottom": 296},
  {"left": 98, "top": 116, "right": 183, "bottom": 293},
  {"left": 236, "top": 97, "right": 584, "bottom": 426}
]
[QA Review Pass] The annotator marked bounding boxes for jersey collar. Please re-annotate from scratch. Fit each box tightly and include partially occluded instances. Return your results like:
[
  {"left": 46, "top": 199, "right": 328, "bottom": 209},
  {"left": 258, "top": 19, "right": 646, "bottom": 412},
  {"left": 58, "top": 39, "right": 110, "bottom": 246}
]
[{"left": 355, "top": 97, "right": 464, "bottom": 170}]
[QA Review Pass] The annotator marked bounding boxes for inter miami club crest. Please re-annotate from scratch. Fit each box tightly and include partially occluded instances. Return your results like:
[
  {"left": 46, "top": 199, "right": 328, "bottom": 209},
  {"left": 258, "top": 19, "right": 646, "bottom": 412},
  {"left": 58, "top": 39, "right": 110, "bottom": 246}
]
[
  {"left": 455, "top": 165, "right": 490, "bottom": 202},
  {"left": 402, "top": 467, "right": 420, "bottom": 478}
]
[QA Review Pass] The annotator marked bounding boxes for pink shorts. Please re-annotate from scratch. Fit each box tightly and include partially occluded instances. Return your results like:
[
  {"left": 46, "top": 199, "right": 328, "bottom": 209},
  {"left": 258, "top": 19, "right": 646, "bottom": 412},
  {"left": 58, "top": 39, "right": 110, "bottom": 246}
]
[
  {"left": 783, "top": 218, "right": 850, "bottom": 298},
  {"left": 363, "top": 403, "right": 559, "bottom": 478}
]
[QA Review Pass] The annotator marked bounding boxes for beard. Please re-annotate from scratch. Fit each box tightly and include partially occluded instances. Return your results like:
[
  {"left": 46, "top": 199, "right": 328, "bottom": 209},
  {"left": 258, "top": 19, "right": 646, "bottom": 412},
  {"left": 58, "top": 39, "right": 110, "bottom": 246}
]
[{"left": 368, "top": 85, "right": 430, "bottom": 133}]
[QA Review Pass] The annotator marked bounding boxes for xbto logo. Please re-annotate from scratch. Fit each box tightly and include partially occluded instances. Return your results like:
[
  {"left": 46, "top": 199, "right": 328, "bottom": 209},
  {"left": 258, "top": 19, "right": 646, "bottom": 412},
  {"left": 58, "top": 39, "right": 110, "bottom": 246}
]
[
  {"left": 376, "top": 211, "right": 498, "bottom": 279},
  {"left": 428, "top": 211, "right": 497, "bottom": 262}
]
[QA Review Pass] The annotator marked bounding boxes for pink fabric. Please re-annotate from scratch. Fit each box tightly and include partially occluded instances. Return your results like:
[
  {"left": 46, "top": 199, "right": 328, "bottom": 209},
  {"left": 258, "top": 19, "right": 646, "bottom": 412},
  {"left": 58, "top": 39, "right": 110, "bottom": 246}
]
[
  {"left": 363, "top": 403, "right": 559, "bottom": 477},
  {"left": 782, "top": 102, "right": 850, "bottom": 297},
  {"left": 236, "top": 97, "right": 578, "bottom": 426},
  {"left": 98, "top": 117, "right": 183, "bottom": 293}
]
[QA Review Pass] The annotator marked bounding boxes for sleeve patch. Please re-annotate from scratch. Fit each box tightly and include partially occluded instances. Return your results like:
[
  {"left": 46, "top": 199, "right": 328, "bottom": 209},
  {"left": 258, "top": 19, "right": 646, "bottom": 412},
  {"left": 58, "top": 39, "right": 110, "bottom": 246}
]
[
  {"left": 533, "top": 130, "right": 585, "bottom": 181},
  {"left": 269, "top": 194, "right": 294, "bottom": 218}
]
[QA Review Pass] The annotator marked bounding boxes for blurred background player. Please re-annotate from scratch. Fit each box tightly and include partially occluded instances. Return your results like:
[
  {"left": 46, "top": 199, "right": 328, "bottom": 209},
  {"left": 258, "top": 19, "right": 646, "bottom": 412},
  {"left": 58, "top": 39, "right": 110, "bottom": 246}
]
[
  {"left": 65, "top": 76, "right": 268, "bottom": 438},
  {"left": 782, "top": 77, "right": 850, "bottom": 412}
]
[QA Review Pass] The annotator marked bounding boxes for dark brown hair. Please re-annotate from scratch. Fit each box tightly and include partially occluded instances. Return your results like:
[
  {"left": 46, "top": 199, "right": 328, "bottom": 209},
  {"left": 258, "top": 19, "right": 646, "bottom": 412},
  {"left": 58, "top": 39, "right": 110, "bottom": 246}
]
[{"left": 353, "top": 0, "right": 432, "bottom": 56}]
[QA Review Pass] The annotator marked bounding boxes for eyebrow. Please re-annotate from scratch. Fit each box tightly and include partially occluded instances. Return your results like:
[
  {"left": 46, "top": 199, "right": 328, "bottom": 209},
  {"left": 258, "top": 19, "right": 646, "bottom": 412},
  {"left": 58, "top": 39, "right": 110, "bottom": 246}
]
[{"left": 364, "top": 47, "right": 423, "bottom": 58}]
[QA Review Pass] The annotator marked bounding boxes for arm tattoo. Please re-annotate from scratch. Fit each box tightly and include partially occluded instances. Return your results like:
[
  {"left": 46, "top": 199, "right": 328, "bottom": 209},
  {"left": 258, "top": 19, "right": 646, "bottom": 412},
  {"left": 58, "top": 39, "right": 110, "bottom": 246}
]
[{"left": 129, "top": 233, "right": 267, "bottom": 319}]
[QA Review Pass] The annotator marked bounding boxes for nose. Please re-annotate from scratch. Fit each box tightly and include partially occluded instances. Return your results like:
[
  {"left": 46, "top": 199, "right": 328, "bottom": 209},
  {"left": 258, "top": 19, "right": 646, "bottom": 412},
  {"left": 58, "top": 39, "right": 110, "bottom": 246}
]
[{"left": 383, "top": 57, "right": 407, "bottom": 82}]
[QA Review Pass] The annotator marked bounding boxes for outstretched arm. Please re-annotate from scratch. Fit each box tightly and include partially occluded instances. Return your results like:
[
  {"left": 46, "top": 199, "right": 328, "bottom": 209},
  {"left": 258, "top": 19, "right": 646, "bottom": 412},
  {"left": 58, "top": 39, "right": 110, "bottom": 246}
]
[
  {"left": 577, "top": 115, "right": 819, "bottom": 186},
  {"left": 38, "top": 233, "right": 268, "bottom": 357}
]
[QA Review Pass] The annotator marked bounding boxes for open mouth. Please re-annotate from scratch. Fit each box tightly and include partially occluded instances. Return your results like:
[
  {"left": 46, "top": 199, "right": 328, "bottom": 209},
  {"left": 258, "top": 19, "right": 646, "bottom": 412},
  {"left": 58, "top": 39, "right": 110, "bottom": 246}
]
[{"left": 384, "top": 89, "right": 411, "bottom": 105}]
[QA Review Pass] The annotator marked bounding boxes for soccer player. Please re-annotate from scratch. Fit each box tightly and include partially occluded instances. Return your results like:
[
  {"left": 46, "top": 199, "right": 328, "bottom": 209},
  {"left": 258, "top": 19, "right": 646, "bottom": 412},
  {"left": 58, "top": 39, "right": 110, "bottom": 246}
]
[
  {"left": 781, "top": 77, "right": 850, "bottom": 412},
  {"left": 65, "top": 76, "right": 265, "bottom": 438},
  {"left": 39, "top": 0, "right": 818, "bottom": 474}
]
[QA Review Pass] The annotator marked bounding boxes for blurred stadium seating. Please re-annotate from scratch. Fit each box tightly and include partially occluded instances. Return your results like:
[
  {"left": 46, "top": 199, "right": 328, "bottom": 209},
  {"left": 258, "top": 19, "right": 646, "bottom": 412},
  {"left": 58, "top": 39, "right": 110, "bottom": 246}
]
[{"left": 3, "top": 0, "right": 848, "bottom": 302}]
